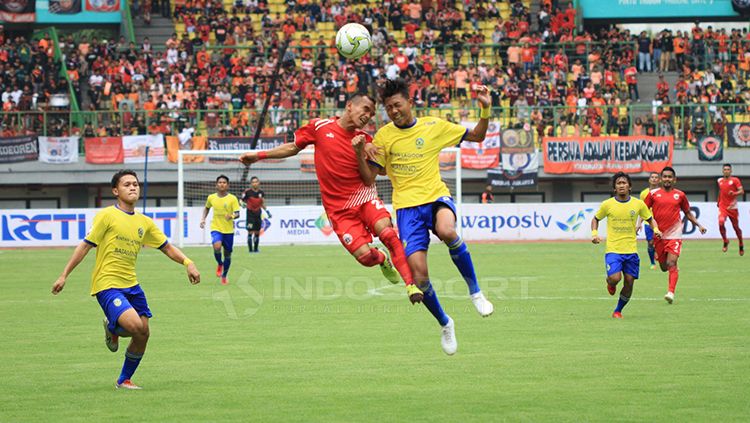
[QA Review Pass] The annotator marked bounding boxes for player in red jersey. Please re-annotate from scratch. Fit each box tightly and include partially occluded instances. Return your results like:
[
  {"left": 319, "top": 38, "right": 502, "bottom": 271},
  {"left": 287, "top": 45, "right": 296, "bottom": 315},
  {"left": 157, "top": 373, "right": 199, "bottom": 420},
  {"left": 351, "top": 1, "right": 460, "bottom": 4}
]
[
  {"left": 644, "top": 167, "right": 707, "bottom": 304},
  {"left": 239, "top": 93, "right": 423, "bottom": 303},
  {"left": 717, "top": 163, "right": 744, "bottom": 255}
]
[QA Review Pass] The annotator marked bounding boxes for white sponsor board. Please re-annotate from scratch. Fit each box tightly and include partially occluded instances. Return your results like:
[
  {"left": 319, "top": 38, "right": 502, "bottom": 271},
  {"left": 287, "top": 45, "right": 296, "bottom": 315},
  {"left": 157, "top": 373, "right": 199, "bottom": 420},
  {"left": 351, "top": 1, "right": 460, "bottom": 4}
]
[{"left": 2, "top": 202, "right": 748, "bottom": 247}]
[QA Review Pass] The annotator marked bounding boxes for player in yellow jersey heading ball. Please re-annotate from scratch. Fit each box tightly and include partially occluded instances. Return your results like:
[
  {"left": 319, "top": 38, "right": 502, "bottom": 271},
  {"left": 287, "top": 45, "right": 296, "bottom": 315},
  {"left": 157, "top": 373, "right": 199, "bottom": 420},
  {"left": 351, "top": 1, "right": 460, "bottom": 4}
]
[
  {"left": 200, "top": 175, "right": 241, "bottom": 285},
  {"left": 52, "top": 170, "right": 200, "bottom": 390},
  {"left": 355, "top": 78, "right": 494, "bottom": 355},
  {"left": 591, "top": 172, "right": 660, "bottom": 319}
]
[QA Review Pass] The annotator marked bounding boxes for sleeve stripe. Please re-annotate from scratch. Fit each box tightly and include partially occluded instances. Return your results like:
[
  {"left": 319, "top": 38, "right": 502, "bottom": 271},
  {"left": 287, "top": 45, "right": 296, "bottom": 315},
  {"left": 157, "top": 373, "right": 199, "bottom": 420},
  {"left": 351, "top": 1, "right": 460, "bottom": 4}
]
[
  {"left": 158, "top": 240, "right": 169, "bottom": 249},
  {"left": 83, "top": 239, "right": 97, "bottom": 247},
  {"left": 367, "top": 159, "right": 384, "bottom": 169},
  {"left": 457, "top": 128, "right": 469, "bottom": 145}
]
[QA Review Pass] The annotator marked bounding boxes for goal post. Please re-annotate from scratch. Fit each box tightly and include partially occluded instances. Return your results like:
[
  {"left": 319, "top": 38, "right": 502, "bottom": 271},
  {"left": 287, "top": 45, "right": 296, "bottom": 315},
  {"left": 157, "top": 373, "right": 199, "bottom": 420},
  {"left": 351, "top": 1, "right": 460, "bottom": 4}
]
[{"left": 176, "top": 148, "right": 463, "bottom": 247}]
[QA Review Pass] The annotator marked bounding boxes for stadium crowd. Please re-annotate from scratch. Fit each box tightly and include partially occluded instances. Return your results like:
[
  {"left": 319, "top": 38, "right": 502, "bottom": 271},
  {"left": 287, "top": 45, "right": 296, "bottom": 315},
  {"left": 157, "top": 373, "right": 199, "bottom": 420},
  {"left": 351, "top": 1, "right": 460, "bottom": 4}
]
[{"left": 3, "top": 0, "right": 750, "bottom": 145}]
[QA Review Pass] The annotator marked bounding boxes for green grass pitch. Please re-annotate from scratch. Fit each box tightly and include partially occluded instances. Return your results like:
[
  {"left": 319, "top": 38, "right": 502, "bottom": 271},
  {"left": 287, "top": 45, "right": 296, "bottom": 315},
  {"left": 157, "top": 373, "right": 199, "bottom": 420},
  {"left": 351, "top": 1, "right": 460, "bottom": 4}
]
[{"left": 1, "top": 240, "right": 748, "bottom": 421}]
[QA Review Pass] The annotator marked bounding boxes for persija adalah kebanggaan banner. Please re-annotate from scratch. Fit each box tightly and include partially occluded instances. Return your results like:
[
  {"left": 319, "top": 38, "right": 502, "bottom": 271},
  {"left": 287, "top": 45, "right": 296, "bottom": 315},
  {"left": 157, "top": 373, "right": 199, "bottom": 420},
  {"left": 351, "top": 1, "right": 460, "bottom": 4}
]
[{"left": 542, "top": 136, "right": 673, "bottom": 174}]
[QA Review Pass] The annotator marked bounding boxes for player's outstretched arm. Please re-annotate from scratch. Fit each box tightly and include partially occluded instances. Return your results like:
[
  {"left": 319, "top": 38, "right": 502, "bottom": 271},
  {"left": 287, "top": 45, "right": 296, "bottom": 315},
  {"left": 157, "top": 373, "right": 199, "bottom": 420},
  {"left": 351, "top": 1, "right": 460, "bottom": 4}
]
[
  {"left": 463, "top": 86, "right": 492, "bottom": 143},
  {"left": 200, "top": 207, "right": 210, "bottom": 229},
  {"left": 590, "top": 217, "right": 601, "bottom": 244},
  {"left": 52, "top": 241, "right": 94, "bottom": 294},
  {"left": 646, "top": 217, "right": 661, "bottom": 238},
  {"left": 352, "top": 134, "right": 381, "bottom": 186},
  {"left": 685, "top": 210, "right": 707, "bottom": 234},
  {"left": 159, "top": 243, "right": 201, "bottom": 285},
  {"left": 239, "top": 142, "right": 301, "bottom": 165}
]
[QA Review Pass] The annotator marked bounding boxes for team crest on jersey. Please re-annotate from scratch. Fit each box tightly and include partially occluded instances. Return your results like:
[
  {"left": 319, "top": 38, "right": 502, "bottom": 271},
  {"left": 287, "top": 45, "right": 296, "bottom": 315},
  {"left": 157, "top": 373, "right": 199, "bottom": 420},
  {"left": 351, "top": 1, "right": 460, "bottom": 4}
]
[
  {"left": 415, "top": 138, "right": 425, "bottom": 149},
  {"left": 113, "top": 298, "right": 122, "bottom": 307},
  {"left": 343, "top": 233, "right": 353, "bottom": 245},
  {"left": 138, "top": 227, "right": 144, "bottom": 238},
  {"left": 673, "top": 194, "right": 680, "bottom": 200},
  {"left": 630, "top": 210, "right": 636, "bottom": 216}
]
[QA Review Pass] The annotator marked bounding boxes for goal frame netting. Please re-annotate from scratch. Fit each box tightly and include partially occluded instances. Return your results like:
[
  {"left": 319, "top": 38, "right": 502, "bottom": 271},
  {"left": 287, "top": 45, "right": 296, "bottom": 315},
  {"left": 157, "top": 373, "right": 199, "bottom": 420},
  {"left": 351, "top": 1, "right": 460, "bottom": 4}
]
[{"left": 176, "top": 148, "right": 463, "bottom": 247}]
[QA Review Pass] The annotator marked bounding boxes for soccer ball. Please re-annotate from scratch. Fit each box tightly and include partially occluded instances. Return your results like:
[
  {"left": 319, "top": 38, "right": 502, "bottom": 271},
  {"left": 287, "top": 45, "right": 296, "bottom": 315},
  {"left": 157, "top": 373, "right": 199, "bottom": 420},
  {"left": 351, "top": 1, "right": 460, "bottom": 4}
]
[{"left": 335, "top": 23, "right": 372, "bottom": 60}]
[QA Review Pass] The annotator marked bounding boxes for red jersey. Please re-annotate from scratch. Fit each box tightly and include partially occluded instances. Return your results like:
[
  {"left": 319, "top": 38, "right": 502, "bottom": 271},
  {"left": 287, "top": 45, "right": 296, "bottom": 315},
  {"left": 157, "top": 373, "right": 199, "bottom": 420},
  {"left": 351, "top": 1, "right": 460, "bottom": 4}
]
[
  {"left": 645, "top": 188, "right": 691, "bottom": 239},
  {"left": 293, "top": 118, "right": 378, "bottom": 211},
  {"left": 717, "top": 176, "right": 743, "bottom": 210},
  {"left": 241, "top": 188, "right": 265, "bottom": 213}
]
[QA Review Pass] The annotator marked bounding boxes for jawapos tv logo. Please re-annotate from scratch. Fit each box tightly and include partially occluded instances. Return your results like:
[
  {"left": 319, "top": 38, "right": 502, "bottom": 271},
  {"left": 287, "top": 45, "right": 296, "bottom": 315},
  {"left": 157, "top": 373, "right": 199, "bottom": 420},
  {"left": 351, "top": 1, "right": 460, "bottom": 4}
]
[
  {"left": 316, "top": 213, "right": 333, "bottom": 236},
  {"left": 556, "top": 209, "right": 594, "bottom": 232}
]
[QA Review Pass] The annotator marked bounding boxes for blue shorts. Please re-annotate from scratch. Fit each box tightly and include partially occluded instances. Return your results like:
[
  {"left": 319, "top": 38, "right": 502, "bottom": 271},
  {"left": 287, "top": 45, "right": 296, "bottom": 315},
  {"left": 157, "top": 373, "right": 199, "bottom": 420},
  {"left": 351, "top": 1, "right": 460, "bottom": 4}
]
[
  {"left": 96, "top": 285, "right": 152, "bottom": 334},
  {"left": 396, "top": 196, "right": 457, "bottom": 257},
  {"left": 605, "top": 253, "right": 640, "bottom": 279},
  {"left": 644, "top": 224, "right": 654, "bottom": 241},
  {"left": 211, "top": 231, "right": 234, "bottom": 252}
]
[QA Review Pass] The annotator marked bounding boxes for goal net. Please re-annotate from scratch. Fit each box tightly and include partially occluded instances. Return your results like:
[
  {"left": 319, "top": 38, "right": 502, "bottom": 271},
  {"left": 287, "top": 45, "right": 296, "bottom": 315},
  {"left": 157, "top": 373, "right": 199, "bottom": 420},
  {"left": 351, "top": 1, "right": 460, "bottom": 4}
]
[{"left": 176, "top": 148, "right": 463, "bottom": 247}]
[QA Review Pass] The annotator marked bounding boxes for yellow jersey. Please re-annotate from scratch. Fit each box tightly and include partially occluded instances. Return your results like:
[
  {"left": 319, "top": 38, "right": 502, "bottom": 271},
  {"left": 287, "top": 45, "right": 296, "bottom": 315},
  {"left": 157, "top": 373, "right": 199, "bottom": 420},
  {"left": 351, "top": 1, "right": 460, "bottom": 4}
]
[
  {"left": 205, "top": 193, "right": 240, "bottom": 234},
  {"left": 372, "top": 117, "right": 468, "bottom": 210},
  {"left": 639, "top": 187, "right": 654, "bottom": 226},
  {"left": 594, "top": 196, "right": 652, "bottom": 254},
  {"left": 84, "top": 205, "right": 168, "bottom": 295}
]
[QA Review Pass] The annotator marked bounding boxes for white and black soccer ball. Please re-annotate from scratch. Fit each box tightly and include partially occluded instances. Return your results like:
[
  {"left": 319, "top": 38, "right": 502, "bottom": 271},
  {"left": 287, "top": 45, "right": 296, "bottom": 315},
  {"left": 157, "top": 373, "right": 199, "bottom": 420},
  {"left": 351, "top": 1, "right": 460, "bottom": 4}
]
[{"left": 335, "top": 23, "right": 372, "bottom": 60}]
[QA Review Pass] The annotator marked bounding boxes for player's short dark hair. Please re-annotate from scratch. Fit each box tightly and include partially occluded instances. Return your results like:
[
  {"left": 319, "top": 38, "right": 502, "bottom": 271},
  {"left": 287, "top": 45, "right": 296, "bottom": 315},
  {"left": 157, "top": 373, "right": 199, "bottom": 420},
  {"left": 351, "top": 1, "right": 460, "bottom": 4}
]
[
  {"left": 250, "top": 176, "right": 259, "bottom": 182},
  {"left": 111, "top": 169, "right": 138, "bottom": 188},
  {"left": 216, "top": 175, "right": 229, "bottom": 183},
  {"left": 380, "top": 78, "right": 409, "bottom": 103},
  {"left": 723, "top": 163, "right": 732, "bottom": 169},
  {"left": 661, "top": 166, "right": 676, "bottom": 177},
  {"left": 349, "top": 92, "right": 376, "bottom": 105},
  {"left": 612, "top": 171, "right": 631, "bottom": 189}
]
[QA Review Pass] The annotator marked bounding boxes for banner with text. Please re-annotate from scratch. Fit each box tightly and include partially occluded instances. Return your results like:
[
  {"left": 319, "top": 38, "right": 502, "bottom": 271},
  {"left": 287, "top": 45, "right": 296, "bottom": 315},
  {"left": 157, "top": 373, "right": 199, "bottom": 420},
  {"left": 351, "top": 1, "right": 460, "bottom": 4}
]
[
  {"left": 459, "top": 121, "right": 500, "bottom": 169},
  {"left": 38, "top": 136, "right": 79, "bottom": 164},
  {"left": 0, "top": 135, "right": 38, "bottom": 163},
  {"left": 488, "top": 128, "right": 538, "bottom": 188},
  {"left": 727, "top": 123, "right": 750, "bottom": 148},
  {"left": 4, "top": 202, "right": 745, "bottom": 247},
  {"left": 579, "top": 0, "right": 739, "bottom": 18},
  {"left": 122, "top": 134, "right": 165, "bottom": 163},
  {"left": 543, "top": 135, "right": 673, "bottom": 174},
  {"left": 84, "top": 137, "right": 123, "bottom": 164}
]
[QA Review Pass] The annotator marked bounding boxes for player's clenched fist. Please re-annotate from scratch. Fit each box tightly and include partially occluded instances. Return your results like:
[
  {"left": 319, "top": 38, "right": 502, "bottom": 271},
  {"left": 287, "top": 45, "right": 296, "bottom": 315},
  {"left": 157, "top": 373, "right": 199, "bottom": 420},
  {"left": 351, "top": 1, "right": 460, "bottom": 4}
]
[
  {"left": 351, "top": 134, "right": 366, "bottom": 151},
  {"left": 239, "top": 152, "right": 258, "bottom": 165}
]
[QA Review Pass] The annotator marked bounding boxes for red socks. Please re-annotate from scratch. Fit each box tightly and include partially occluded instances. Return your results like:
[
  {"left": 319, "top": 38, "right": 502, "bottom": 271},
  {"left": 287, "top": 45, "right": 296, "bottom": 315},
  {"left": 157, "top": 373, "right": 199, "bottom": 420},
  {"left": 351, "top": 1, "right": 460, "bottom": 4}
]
[
  {"left": 719, "top": 224, "right": 728, "bottom": 244},
  {"left": 668, "top": 266, "right": 679, "bottom": 293},
  {"left": 378, "top": 227, "right": 415, "bottom": 285},
  {"left": 356, "top": 248, "right": 385, "bottom": 267}
]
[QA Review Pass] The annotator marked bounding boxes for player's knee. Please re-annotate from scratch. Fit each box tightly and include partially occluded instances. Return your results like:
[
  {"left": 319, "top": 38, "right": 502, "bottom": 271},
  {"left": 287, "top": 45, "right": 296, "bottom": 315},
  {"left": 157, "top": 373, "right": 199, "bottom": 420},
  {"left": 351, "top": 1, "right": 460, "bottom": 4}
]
[
  {"left": 224, "top": 250, "right": 232, "bottom": 258},
  {"left": 435, "top": 226, "right": 457, "bottom": 242},
  {"left": 666, "top": 259, "right": 677, "bottom": 269},
  {"left": 608, "top": 273, "right": 622, "bottom": 283}
]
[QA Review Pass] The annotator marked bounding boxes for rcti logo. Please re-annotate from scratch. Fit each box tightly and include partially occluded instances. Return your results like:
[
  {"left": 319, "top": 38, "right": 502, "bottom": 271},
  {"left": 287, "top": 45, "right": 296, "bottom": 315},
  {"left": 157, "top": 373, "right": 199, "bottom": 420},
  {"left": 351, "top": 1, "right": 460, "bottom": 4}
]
[
  {"left": 316, "top": 213, "right": 333, "bottom": 236},
  {"left": 556, "top": 209, "right": 594, "bottom": 232},
  {"left": 2, "top": 213, "right": 87, "bottom": 241}
]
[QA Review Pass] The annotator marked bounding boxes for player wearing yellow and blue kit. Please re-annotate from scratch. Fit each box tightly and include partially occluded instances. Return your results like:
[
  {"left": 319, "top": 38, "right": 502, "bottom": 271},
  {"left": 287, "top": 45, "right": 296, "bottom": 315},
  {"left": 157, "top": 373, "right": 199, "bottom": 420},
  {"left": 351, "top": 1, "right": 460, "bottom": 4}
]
[
  {"left": 200, "top": 175, "right": 241, "bottom": 285},
  {"left": 357, "top": 78, "right": 494, "bottom": 355},
  {"left": 636, "top": 172, "right": 661, "bottom": 269},
  {"left": 52, "top": 170, "right": 200, "bottom": 389},
  {"left": 591, "top": 172, "right": 660, "bottom": 319}
]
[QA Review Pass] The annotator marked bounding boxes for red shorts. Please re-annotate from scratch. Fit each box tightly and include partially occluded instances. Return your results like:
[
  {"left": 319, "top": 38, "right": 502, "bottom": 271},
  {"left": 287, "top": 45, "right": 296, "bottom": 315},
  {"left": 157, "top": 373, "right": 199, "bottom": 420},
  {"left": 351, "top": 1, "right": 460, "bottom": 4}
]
[
  {"left": 328, "top": 199, "right": 392, "bottom": 254},
  {"left": 719, "top": 208, "right": 739, "bottom": 223},
  {"left": 655, "top": 238, "right": 682, "bottom": 262}
]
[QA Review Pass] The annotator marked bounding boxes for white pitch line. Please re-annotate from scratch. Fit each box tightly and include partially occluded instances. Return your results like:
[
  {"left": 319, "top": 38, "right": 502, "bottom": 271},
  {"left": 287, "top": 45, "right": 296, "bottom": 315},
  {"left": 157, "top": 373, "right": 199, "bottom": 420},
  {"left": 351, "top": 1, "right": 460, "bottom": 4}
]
[{"left": 366, "top": 285, "right": 750, "bottom": 302}]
